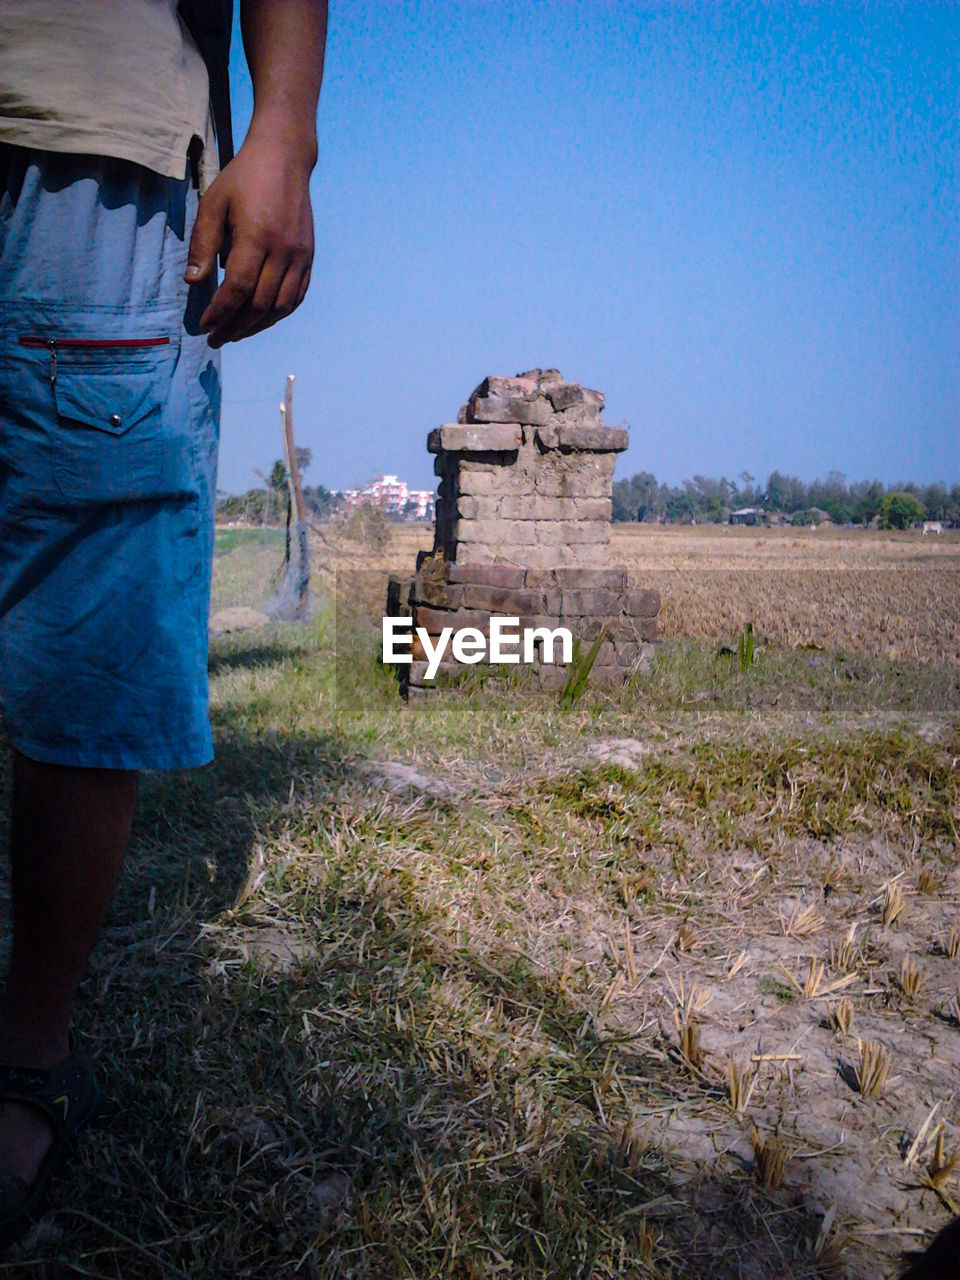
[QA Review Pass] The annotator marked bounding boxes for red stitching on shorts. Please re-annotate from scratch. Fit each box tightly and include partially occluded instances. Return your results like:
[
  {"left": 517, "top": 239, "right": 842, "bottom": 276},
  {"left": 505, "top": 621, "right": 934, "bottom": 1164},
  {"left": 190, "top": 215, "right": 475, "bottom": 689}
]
[{"left": 18, "top": 336, "right": 170, "bottom": 349}]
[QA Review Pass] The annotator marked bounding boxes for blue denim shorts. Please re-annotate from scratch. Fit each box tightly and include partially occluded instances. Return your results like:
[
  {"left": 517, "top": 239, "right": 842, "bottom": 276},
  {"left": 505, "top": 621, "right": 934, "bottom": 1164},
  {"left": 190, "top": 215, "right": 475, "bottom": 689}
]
[{"left": 0, "top": 146, "right": 220, "bottom": 769}]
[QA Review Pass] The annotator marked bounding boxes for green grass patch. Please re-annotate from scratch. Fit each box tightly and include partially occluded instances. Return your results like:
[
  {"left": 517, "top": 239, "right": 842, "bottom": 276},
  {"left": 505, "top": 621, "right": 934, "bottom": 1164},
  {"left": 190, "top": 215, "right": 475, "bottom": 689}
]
[{"left": 214, "top": 526, "right": 286, "bottom": 556}]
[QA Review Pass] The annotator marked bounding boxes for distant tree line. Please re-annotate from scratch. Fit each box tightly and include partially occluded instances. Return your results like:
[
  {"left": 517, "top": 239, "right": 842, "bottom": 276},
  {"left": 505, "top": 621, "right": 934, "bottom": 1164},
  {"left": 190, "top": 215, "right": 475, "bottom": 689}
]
[
  {"left": 217, "top": 462, "right": 958, "bottom": 531},
  {"left": 611, "top": 470, "right": 960, "bottom": 529}
]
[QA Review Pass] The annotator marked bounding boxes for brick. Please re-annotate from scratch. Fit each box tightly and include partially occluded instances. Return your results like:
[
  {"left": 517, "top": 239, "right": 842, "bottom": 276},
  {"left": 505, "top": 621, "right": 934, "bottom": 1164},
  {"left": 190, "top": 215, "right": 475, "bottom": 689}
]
[
  {"left": 545, "top": 383, "right": 605, "bottom": 415},
  {"left": 561, "top": 618, "right": 616, "bottom": 641},
  {"left": 455, "top": 451, "right": 525, "bottom": 473},
  {"left": 460, "top": 584, "right": 553, "bottom": 614},
  {"left": 583, "top": 618, "right": 655, "bottom": 643},
  {"left": 447, "top": 564, "right": 524, "bottom": 587},
  {"left": 518, "top": 614, "right": 568, "bottom": 633},
  {"left": 504, "top": 546, "right": 566, "bottom": 570},
  {"left": 413, "top": 606, "right": 491, "bottom": 635},
  {"left": 572, "top": 497, "right": 613, "bottom": 521},
  {"left": 454, "top": 468, "right": 501, "bottom": 495},
  {"left": 565, "top": 617, "right": 658, "bottom": 643},
  {"left": 556, "top": 545, "right": 616, "bottom": 569},
  {"left": 560, "top": 588, "right": 621, "bottom": 615},
  {"left": 454, "top": 543, "right": 502, "bottom": 565},
  {"left": 610, "top": 637, "right": 642, "bottom": 660},
  {"left": 535, "top": 521, "right": 610, "bottom": 545},
  {"left": 524, "top": 630, "right": 575, "bottom": 666},
  {"left": 468, "top": 392, "right": 553, "bottom": 427},
  {"left": 535, "top": 452, "right": 615, "bottom": 478},
  {"left": 457, "top": 518, "right": 538, "bottom": 546},
  {"left": 412, "top": 580, "right": 465, "bottom": 609},
  {"left": 555, "top": 568, "right": 627, "bottom": 589},
  {"left": 460, "top": 475, "right": 532, "bottom": 502},
  {"left": 560, "top": 619, "right": 598, "bottom": 642},
  {"left": 534, "top": 462, "right": 614, "bottom": 498},
  {"left": 536, "top": 475, "right": 612, "bottom": 500},
  {"left": 428, "top": 423, "right": 523, "bottom": 453},
  {"left": 455, "top": 494, "right": 488, "bottom": 520},
  {"left": 521, "top": 569, "right": 561, "bottom": 590},
  {"left": 534, "top": 424, "right": 628, "bottom": 452},
  {"left": 496, "top": 494, "right": 578, "bottom": 521},
  {"left": 622, "top": 589, "right": 660, "bottom": 618}
]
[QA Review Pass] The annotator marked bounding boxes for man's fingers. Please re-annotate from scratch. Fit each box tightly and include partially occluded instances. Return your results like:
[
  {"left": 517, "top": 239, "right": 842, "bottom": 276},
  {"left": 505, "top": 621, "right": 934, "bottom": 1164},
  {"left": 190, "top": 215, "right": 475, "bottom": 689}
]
[
  {"left": 185, "top": 186, "right": 228, "bottom": 284},
  {"left": 199, "top": 242, "right": 268, "bottom": 342},
  {"left": 296, "top": 263, "right": 312, "bottom": 308},
  {"left": 229, "top": 265, "right": 309, "bottom": 341},
  {"left": 205, "top": 255, "right": 310, "bottom": 346},
  {"left": 226, "top": 256, "right": 289, "bottom": 341}
]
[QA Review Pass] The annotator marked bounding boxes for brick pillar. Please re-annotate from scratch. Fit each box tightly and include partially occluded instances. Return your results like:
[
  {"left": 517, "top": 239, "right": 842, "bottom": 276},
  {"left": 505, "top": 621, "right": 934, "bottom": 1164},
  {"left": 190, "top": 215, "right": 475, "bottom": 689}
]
[
  {"left": 389, "top": 369, "right": 660, "bottom": 697},
  {"left": 429, "top": 369, "right": 626, "bottom": 569}
]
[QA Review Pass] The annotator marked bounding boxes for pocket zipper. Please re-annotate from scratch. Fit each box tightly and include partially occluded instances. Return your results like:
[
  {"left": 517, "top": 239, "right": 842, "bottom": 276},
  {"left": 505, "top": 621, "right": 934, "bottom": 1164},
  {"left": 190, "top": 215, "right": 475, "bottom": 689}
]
[{"left": 18, "top": 336, "right": 171, "bottom": 386}]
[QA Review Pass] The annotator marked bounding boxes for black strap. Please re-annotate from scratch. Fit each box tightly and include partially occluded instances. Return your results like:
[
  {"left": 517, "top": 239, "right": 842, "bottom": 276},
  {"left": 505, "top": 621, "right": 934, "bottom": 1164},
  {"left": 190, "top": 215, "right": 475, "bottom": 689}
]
[{"left": 179, "top": 0, "right": 235, "bottom": 168}]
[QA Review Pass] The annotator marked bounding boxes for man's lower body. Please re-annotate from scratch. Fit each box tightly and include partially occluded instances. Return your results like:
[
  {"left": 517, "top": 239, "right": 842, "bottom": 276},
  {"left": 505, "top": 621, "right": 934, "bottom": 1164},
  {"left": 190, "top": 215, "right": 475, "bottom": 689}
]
[{"left": 0, "top": 144, "right": 220, "bottom": 1237}]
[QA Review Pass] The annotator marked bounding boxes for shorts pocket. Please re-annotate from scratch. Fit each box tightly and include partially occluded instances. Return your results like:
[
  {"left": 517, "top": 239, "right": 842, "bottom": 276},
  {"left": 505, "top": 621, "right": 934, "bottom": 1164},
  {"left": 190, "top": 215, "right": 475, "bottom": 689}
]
[{"left": 18, "top": 332, "right": 187, "bottom": 505}]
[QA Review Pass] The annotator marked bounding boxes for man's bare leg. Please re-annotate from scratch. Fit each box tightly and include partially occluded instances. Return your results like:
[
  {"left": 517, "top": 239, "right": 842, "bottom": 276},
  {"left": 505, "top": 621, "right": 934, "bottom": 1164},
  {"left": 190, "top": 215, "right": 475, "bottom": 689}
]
[{"left": 0, "top": 751, "right": 137, "bottom": 1184}]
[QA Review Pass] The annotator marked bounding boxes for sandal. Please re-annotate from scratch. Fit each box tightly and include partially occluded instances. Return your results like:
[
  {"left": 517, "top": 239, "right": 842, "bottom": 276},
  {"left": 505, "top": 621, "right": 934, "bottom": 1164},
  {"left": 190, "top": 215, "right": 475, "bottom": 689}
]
[
  {"left": 0, "top": 1045, "right": 103, "bottom": 1245},
  {"left": 901, "top": 1215, "right": 960, "bottom": 1279}
]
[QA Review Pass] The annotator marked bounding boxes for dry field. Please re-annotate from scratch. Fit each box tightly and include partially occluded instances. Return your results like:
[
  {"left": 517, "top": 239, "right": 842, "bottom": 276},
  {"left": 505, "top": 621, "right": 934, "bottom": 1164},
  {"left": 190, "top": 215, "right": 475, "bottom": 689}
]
[
  {"left": 319, "top": 519, "right": 959, "bottom": 669},
  {"left": 2, "top": 522, "right": 956, "bottom": 1280},
  {"left": 609, "top": 524, "right": 960, "bottom": 670}
]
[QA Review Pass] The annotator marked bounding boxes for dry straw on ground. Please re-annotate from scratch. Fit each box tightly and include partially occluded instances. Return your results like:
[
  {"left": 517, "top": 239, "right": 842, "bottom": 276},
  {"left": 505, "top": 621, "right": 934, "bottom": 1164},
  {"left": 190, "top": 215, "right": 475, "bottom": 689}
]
[
  {"left": 898, "top": 954, "right": 925, "bottom": 1001},
  {"left": 883, "top": 881, "right": 907, "bottom": 929},
  {"left": 854, "top": 1040, "right": 893, "bottom": 1099},
  {"left": 610, "top": 523, "right": 960, "bottom": 668},
  {"left": 829, "top": 998, "right": 855, "bottom": 1037},
  {"left": 752, "top": 1128, "right": 789, "bottom": 1192}
]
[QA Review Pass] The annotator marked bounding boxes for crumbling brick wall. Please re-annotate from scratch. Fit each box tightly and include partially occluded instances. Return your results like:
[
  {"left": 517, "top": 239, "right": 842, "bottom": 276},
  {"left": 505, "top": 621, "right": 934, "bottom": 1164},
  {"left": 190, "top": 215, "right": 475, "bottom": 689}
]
[{"left": 389, "top": 370, "right": 660, "bottom": 697}]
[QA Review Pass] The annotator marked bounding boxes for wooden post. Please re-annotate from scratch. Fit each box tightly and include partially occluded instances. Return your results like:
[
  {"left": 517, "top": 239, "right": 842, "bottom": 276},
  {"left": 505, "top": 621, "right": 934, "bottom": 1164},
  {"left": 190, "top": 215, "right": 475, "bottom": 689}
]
[
  {"left": 282, "top": 375, "right": 307, "bottom": 525},
  {"left": 280, "top": 402, "right": 294, "bottom": 564},
  {"left": 280, "top": 374, "right": 310, "bottom": 621}
]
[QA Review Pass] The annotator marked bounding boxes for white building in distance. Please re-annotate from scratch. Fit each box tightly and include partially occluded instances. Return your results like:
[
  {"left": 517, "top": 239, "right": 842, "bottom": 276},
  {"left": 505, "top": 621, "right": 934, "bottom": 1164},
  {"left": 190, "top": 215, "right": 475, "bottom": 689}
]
[{"left": 342, "top": 475, "right": 434, "bottom": 520}]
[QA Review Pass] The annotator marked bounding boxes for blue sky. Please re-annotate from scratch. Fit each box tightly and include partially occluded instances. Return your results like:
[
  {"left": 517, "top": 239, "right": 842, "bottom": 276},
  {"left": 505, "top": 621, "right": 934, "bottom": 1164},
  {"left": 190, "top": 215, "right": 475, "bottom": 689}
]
[{"left": 218, "top": 1, "right": 958, "bottom": 495}]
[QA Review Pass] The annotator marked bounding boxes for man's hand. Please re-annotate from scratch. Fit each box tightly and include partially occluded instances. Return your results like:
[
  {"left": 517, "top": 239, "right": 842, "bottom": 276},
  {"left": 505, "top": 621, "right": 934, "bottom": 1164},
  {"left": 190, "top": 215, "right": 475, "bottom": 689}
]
[
  {"left": 185, "top": 136, "right": 314, "bottom": 348},
  {"left": 183, "top": 0, "right": 326, "bottom": 348}
]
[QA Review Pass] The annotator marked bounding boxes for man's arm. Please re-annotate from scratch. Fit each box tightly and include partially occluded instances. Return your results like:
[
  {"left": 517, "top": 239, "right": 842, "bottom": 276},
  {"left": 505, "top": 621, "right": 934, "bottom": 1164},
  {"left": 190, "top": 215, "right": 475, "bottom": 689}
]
[{"left": 185, "top": 0, "right": 327, "bottom": 348}]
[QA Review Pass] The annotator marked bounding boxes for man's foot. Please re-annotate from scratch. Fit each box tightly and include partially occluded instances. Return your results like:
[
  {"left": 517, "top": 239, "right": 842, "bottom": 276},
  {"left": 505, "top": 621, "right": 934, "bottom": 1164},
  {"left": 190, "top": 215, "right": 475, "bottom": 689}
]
[
  {"left": 0, "top": 1099, "right": 56, "bottom": 1190},
  {"left": 0, "top": 1044, "right": 102, "bottom": 1244},
  {"left": 0, "top": 1035, "right": 65, "bottom": 1194},
  {"left": 900, "top": 1215, "right": 960, "bottom": 1279}
]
